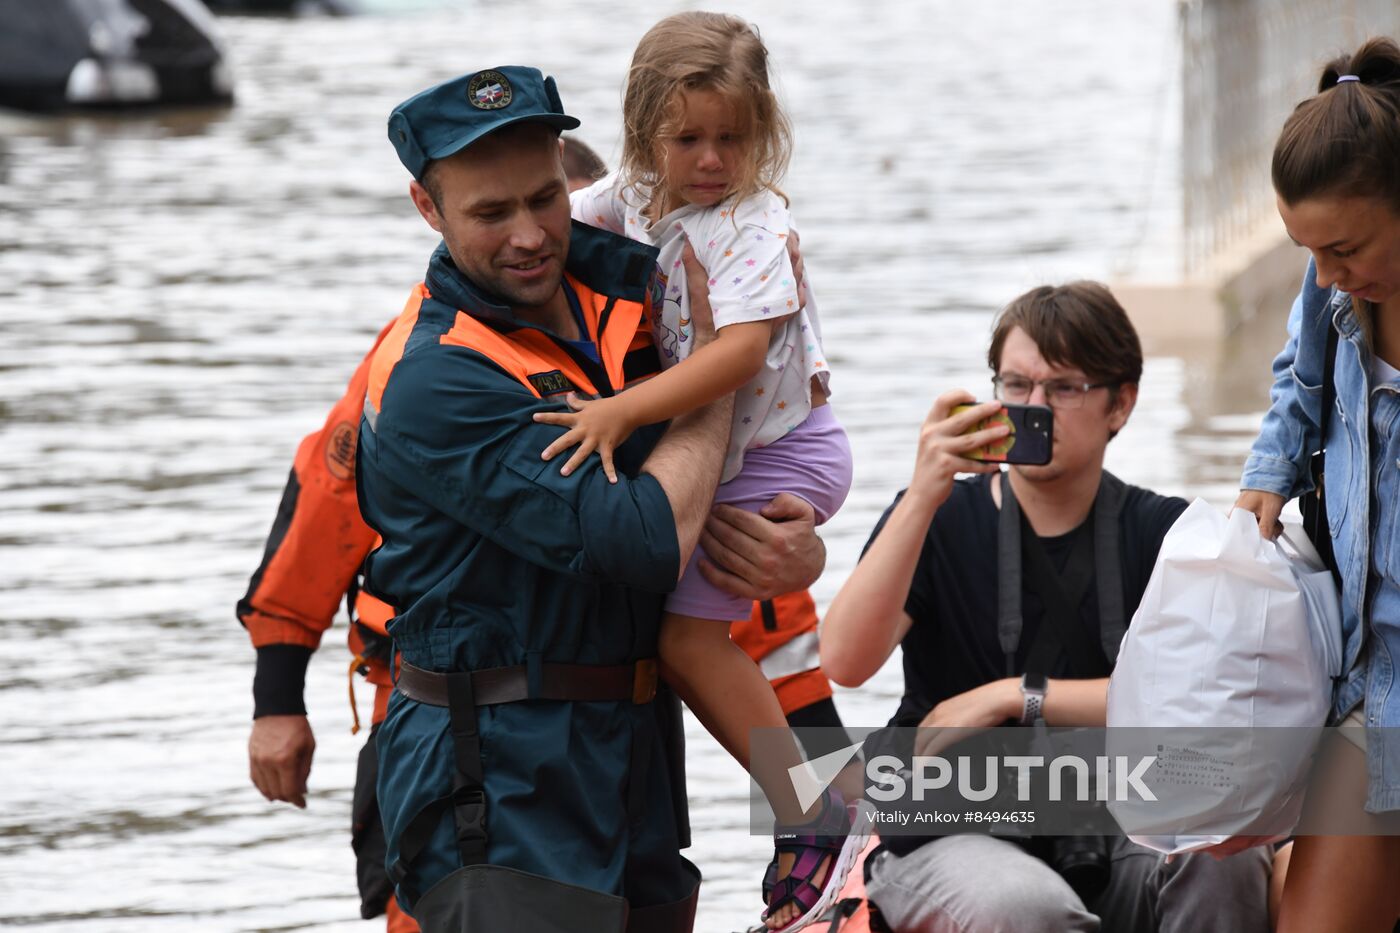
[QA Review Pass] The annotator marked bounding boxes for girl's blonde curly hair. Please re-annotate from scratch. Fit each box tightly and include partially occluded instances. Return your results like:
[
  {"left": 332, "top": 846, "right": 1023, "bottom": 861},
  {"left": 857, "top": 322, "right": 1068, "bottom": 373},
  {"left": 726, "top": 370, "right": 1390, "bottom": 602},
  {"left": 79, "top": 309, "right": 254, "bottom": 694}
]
[{"left": 621, "top": 12, "right": 792, "bottom": 214}]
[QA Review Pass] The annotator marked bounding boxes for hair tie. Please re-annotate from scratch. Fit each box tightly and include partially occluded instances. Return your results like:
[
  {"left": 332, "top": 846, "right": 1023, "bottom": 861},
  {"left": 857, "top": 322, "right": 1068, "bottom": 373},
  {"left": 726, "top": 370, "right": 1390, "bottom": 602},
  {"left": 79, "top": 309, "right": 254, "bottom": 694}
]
[{"left": 1337, "top": 74, "right": 1361, "bottom": 84}]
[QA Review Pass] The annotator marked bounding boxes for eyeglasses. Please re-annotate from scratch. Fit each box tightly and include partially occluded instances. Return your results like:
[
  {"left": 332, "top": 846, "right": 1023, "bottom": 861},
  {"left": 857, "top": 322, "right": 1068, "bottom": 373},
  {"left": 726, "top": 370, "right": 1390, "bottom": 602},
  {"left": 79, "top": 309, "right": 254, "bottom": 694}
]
[{"left": 992, "top": 374, "right": 1116, "bottom": 410}]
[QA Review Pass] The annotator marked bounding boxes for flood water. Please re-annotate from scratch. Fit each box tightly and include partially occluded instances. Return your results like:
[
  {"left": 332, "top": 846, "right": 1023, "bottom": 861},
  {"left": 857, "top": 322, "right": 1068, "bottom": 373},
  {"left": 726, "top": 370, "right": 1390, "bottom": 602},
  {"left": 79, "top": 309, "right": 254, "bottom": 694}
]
[{"left": 0, "top": 1, "right": 1295, "bottom": 929}]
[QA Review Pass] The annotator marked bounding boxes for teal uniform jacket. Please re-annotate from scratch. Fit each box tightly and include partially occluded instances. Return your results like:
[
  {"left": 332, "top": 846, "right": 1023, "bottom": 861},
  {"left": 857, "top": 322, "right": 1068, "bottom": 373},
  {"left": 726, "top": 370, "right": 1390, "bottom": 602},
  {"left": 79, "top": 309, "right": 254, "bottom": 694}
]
[{"left": 357, "top": 223, "right": 693, "bottom": 910}]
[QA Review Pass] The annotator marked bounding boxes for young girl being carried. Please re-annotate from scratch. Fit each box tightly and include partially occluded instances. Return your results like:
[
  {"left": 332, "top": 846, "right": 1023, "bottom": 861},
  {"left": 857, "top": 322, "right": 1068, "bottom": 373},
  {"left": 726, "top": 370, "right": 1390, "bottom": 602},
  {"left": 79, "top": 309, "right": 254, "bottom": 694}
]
[{"left": 535, "top": 12, "right": 866, "bottom": 932}]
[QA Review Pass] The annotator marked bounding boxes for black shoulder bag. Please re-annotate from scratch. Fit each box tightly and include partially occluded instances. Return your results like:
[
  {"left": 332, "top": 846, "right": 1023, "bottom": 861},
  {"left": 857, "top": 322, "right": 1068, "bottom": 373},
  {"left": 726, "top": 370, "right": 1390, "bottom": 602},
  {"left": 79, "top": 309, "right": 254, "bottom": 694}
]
[{"left": 1299, "top": 317, "right": 1341, "bottom": 585}]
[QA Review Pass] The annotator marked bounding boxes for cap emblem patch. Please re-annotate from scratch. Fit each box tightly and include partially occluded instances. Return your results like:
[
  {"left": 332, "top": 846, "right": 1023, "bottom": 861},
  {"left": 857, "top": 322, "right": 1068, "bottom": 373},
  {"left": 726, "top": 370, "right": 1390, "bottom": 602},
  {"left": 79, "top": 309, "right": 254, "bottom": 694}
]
[{"left": 468, "top": 70, "right": 513, "bottom": 110}]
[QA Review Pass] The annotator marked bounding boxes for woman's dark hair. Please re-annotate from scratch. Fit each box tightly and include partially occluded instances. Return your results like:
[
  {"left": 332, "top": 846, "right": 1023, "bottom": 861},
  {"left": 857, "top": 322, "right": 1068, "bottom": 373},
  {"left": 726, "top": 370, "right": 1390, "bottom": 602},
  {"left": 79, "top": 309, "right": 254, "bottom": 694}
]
[{"left": 1273, "top": 37, "right": 1400, "bottom": 210}]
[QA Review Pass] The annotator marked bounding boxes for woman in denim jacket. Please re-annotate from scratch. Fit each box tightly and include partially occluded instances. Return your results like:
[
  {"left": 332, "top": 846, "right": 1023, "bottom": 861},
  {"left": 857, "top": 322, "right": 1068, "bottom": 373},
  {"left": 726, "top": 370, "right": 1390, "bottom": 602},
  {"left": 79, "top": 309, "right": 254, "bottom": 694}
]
[{"left": 1236, "top": 38, "right": 1400, "bottom": 933}]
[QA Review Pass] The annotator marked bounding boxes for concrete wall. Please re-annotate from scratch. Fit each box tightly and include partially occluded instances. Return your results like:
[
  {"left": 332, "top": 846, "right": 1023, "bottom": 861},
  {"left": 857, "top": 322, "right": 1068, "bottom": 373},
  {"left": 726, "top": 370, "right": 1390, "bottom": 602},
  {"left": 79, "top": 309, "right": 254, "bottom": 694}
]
[{"left": 1116, "top": 228, "right": 1303, "bottom": 354}]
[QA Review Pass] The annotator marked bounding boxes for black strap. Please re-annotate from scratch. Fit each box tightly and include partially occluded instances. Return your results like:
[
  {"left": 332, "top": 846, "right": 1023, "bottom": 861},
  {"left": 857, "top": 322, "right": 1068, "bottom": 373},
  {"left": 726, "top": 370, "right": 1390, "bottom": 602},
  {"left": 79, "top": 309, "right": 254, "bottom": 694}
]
[
  {"left": 997, "top": 473, "right": 1024, "bottom": 676},
  {"left": 387, "top": 671, "right": 489, "bottom": 900},
  {"left": 997, "top": 471, "right": 1125, "bottom": 676},
  {"left": 596, "top": 295, "right": 619, "bottom": 341},
  {"left": 759, "top": 600, "right": 778, "bottom": 632},
  {"left": 445, "top": 672, "right": 489, "bottom": 867},
  {"left": 1302, "top": 310, "right": 1342, "bottom": 584},
  {"left": 1093, "top": 474, "right": 1128, "bottom": 664},
  {"left": 1321, "top": 308, "right": 1339, "bottom": 438},
  {"left": 824, "top": 898, "right": 863, "bottom": 932},
  {"left": 345, "top": 574, "right": 360, "bottom": 626}
]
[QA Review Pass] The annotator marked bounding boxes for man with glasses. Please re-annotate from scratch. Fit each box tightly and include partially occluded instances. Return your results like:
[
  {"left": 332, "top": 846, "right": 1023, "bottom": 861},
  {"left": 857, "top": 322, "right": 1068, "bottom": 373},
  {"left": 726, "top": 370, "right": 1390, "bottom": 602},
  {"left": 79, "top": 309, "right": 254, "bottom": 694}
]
[{"left": 821, "top": 282, "right": 1271, "bottom": 932}]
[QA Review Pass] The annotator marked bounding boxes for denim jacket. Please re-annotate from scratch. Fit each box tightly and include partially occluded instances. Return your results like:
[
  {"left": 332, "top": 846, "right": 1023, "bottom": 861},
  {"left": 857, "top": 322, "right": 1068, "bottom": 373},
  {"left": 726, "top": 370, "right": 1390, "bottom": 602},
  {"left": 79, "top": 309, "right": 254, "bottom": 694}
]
[
  {"left": 1243, "top": 257, "right": 1400, "bottom": 801},
  {"left": 1240, "top": 259, "right": 1381, "bottom": 727}
]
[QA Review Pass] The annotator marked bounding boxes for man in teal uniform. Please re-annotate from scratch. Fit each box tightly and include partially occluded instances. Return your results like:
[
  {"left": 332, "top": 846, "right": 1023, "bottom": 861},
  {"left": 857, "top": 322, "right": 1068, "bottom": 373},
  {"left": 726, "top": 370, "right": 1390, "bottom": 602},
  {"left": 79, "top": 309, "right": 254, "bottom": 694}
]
[{"left": 358, "top": 67, "right": 821, "bottom": 932}]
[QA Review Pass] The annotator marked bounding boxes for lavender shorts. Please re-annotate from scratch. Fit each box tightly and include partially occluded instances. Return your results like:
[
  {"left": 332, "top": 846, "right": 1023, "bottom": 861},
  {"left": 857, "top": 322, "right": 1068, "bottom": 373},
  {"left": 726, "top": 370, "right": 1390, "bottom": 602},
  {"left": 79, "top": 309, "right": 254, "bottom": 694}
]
[{"left": 665, "top": 404, "right": 853, "bottom": 621}]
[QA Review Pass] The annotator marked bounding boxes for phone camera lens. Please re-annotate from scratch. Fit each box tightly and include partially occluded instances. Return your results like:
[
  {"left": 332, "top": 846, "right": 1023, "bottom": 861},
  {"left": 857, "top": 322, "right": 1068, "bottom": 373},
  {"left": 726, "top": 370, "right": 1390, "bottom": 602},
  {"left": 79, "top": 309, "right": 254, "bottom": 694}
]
[{"left": 1029, "top": 413, "right": 1046, "bottom": 431}]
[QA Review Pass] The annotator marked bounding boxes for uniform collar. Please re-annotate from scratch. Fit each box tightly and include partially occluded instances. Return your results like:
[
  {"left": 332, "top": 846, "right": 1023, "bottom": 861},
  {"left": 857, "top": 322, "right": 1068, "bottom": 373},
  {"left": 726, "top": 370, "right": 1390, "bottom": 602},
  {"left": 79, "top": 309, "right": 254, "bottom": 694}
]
[
  {"left": 423, "top": 221, "right": 660, "bottom": 327},
  {"left": 423, "top": 241, "right": 521, "bottom": 328}
]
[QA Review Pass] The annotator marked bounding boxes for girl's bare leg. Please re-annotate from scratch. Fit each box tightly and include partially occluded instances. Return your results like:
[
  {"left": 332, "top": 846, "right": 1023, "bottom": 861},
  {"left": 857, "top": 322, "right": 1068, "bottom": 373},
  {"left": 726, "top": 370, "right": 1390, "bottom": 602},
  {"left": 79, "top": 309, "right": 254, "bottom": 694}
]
[
  {"left": 659, "top": 612, "right": 834, "bottom": 929},
  {"left": 1277, "top": 734, "right": 1400, "bottom": 933},
  {"left": 659, "top": 612, "right": 815, "bottom": 822},
  {"left": 1267, "top": 842, "right": 1291, "bottom": 931}
]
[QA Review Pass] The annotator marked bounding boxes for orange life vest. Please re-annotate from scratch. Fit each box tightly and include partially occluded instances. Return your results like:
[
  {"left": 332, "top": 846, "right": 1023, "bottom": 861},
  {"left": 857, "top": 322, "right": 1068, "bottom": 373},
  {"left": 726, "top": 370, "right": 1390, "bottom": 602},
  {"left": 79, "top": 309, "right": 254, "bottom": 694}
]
[{"left": 733, "top": 590, "right": 832, "bottom": 715}]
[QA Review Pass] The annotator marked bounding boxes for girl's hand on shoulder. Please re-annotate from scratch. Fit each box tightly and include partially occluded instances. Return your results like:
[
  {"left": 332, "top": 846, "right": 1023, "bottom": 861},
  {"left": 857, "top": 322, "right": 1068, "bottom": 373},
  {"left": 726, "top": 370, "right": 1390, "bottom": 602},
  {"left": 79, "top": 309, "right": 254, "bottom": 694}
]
[
  {"left": 907, "top": 390, "right": 1008, "bottom": 509},
  {"left": 1232, "top": 489, "right": 1286, "bottom": 539},
  {"left": 534, "top": 393, "right": 639, "bottom": 484}
]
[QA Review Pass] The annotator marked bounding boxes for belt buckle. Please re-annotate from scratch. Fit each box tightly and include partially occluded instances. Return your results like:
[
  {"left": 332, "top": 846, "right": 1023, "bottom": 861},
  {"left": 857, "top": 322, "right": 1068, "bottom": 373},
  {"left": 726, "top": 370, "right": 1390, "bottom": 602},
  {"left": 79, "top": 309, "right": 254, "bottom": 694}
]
[{"left": 632, "top": 658, "right": 658, "bottom": 704}]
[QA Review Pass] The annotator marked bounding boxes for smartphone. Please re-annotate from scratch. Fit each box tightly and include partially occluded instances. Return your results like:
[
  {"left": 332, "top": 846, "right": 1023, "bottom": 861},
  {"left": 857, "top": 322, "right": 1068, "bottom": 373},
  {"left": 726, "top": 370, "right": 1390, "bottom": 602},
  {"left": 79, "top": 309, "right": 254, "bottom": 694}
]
[{"left": 951, "top": 402, "right": 1053, "bottom": 466}]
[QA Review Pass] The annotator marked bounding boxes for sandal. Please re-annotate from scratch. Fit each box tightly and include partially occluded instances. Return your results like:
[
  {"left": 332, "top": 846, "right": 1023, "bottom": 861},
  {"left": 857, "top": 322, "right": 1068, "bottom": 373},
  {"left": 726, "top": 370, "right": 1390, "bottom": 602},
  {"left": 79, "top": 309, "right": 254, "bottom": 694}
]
[{"left": 759, "top": 787, "right": 874, "bottom": 933}]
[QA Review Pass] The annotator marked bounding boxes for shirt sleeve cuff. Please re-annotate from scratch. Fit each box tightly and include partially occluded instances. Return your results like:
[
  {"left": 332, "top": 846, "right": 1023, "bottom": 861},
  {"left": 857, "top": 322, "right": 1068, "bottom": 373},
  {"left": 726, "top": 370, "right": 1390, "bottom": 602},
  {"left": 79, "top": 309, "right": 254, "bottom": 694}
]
[
  {"left": 252, "top": 644, "right": 313, "bottom": 719},
  {"left": 1240, "top": 453, "right": 1302, "bottom": 499}
]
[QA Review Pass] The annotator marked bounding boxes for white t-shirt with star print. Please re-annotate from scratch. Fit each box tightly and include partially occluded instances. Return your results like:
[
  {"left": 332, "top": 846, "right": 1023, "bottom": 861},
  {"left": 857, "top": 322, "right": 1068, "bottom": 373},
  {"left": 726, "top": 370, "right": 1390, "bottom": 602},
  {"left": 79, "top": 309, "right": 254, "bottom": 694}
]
[{"left": 571, "top": 172, "right": 831, "bottom": 482}]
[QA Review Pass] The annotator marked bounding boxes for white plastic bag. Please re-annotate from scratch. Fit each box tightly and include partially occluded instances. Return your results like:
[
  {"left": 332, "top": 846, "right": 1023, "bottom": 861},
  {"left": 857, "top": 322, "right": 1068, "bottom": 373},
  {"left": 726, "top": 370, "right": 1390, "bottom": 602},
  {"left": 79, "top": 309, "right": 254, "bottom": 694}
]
[{"left": 1105, "top": 499, "right": 1343, "bottom": 854}]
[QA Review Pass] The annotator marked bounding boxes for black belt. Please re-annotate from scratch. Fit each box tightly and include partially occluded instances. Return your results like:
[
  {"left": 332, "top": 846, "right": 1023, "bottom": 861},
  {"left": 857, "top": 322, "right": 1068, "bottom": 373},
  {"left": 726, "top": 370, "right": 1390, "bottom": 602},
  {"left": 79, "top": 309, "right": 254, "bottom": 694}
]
[
  {"left": 388, "top": 656, "right": 662, "bottom": 899},
  {"left": 396, "top": 658, "right": 659, "bottom": 707}
]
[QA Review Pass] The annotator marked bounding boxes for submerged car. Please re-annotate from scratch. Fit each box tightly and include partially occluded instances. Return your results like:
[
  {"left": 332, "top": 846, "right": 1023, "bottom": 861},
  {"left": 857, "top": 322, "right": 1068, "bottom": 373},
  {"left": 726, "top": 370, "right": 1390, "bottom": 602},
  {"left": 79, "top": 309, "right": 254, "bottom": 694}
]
[{"left": 0, "top": 0, "right": 233, "bottom": 112}]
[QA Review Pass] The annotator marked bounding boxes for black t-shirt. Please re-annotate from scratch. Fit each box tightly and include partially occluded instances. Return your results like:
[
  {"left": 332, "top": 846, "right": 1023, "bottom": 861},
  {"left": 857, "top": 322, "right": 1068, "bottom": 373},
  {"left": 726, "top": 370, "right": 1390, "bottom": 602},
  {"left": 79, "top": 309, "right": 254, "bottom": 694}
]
[{"left": 863, "top": 472, "right": 1186, "bottom": 728}]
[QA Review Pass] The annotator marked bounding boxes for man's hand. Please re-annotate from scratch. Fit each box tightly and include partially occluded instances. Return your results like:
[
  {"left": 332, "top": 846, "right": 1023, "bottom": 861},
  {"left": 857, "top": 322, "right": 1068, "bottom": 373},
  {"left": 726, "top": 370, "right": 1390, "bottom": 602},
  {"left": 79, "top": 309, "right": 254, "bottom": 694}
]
[
  {"left": 640, "top": 242, "right": 730, "bottom": 569},
  {"left": 535, "top": 392, "right": 640, "bottom": 483},
  {"left": 907, "top": 391, "right": 1007, "bottom": 511},
  {"left": 697, "top": 493, "right": 825, "bottom": 600},
  {"left": 681, "top": 240, "right": 717, "bottom": 348},
  {"left": 1233, "top": 489, "right": 1286, "bottom": 540},
  {"left": 913, "top": 679, "right": 1021, "bottom": 759},
  {"left": 785, "top": 229, "right": 806, "bottom": 309},
  {"left": 249, "top": 714, "right": 315, "bottom": 809}
]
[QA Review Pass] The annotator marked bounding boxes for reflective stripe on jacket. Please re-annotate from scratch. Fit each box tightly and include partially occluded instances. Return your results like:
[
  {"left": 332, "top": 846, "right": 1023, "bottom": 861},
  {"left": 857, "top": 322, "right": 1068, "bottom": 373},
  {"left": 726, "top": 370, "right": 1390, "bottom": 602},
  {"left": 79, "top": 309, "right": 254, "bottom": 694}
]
[{"left": 732, "top": 591, "right": 832, "bottom": 715}]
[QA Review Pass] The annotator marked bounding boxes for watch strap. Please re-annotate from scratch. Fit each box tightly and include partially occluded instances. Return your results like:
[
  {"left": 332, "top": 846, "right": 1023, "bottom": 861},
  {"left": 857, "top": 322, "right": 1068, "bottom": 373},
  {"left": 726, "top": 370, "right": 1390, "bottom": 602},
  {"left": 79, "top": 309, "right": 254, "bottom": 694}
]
[{"left": 1019, "top": 672, "right": 1047, "bottom": 726}]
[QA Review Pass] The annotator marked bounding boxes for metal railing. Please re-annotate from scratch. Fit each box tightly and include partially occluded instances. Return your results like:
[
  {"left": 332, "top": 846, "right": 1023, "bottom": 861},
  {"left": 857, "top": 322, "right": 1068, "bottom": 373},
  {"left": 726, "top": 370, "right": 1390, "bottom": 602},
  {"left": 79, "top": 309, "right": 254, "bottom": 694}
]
[{"left": 1180, "top": 0, "right": 1400, "bottom": 274}]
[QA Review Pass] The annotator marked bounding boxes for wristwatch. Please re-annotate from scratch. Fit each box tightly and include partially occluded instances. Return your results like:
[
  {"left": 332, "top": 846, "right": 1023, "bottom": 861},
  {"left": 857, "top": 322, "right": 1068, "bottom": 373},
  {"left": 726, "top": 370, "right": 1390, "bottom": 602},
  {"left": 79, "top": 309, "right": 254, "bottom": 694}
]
[{"left": 1019, "top": 672, "right": 1048, "bottom": 725}]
